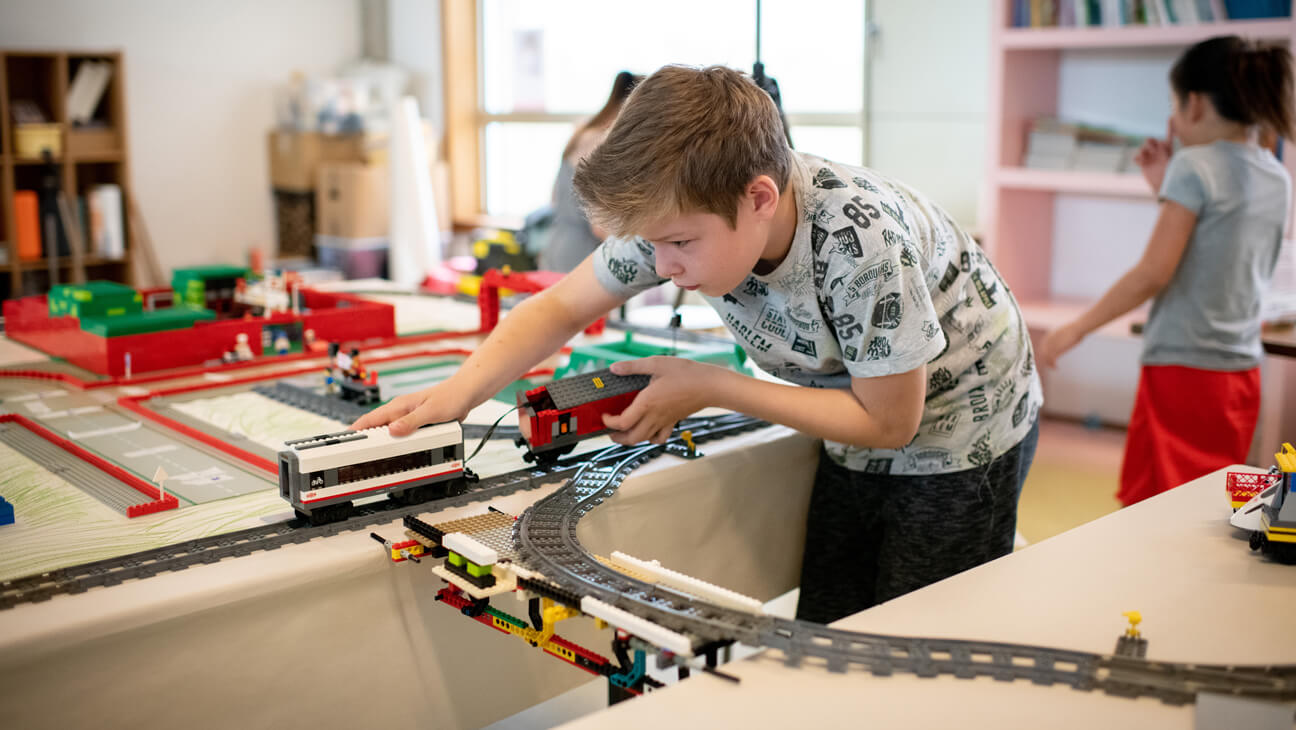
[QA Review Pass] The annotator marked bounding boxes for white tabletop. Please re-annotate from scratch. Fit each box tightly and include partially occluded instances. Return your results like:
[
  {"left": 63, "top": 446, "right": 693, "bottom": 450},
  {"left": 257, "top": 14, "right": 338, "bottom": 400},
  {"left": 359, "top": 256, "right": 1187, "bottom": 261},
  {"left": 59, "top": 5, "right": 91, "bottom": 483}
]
[{"left": 559, "top": 465, "right": 1296, "bottom": 729}]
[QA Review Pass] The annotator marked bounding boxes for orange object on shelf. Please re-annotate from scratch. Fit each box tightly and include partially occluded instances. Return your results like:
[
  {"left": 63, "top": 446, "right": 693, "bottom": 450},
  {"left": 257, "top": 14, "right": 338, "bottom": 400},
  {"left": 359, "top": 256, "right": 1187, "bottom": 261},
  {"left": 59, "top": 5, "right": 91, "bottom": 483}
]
[{"left": 14, "top": 190, "right": 42, "bottom": 261}]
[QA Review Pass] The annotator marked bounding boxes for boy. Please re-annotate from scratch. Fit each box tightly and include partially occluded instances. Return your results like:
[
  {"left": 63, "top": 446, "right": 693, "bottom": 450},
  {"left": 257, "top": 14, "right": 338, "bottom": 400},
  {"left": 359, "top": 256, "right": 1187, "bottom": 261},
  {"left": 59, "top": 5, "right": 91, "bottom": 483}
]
[{"left": 354, "top": 65, "right": 1041, "bottom": 624}]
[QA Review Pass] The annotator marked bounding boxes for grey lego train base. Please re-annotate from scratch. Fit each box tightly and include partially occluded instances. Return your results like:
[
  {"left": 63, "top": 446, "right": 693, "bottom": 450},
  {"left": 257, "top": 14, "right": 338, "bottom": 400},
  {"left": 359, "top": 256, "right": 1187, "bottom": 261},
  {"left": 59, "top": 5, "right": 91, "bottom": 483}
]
[
  {"left": 253, "top": 382, "right": 372, "bottom": 425},
  {"left": 0, "top": 421, "right": 153, "bottom": 516},
  {"left": 254, "top": 382, "right": 521, "bottom": 442}
]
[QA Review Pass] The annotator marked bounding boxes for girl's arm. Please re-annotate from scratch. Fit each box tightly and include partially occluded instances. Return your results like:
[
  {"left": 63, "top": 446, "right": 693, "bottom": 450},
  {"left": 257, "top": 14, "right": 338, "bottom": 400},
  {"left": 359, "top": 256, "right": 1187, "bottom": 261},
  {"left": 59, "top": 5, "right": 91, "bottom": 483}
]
[{"left": 1037, "top": 200, "right": 1197, "bottom": 368}]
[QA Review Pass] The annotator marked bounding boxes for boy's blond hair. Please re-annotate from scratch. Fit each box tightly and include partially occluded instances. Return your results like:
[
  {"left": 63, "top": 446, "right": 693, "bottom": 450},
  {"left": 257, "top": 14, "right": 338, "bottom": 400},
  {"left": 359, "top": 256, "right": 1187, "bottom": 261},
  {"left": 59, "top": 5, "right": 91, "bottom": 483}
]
[{"left": 571, "top": 65, "right": 792, "bottom": 238}]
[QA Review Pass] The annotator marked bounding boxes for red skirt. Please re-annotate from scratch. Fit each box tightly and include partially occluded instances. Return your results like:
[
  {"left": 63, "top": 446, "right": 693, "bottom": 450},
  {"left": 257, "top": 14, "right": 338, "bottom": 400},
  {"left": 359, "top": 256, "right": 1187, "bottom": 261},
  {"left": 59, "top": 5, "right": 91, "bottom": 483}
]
[{"left": 1118, "top": 364, "right": 1261, "bottom": 506}]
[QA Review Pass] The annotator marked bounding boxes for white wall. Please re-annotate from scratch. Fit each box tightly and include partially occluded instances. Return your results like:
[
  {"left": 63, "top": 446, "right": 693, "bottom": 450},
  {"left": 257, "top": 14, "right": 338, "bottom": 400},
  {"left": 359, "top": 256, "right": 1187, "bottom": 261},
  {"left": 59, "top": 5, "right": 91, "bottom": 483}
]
[
  {"left": 0, "top": 0, "right": 362, "bottom": 276},
  {"left": 866, "top": 0, "right": 990, "bottom": 230},
  {"left": 389, "top": 0, "right": 444, "bottom": 138}
]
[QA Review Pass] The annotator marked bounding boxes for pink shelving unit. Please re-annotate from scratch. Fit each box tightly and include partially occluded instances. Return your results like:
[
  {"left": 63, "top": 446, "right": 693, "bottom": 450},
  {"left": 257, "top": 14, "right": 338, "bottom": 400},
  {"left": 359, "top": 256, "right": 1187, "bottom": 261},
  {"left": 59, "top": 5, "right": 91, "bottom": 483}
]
[
  {"left": 980, "top": 0, "right": 1296, "bottom": 310},
  {"left": 982, "top": 1, "right": 1296, "bottom": 435}
]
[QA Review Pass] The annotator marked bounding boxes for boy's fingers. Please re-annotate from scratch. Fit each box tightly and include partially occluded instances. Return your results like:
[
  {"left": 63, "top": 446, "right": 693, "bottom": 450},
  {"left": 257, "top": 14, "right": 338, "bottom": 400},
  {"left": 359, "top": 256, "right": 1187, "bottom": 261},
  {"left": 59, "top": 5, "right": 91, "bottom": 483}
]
[
  {"left": 350, "top": 404, "right": 394, "bottom": 430},
  {"left": 651, "top": 424, "right": 672, "bottom": 444},
  {"left": 609, "top": 357, "right": 661, "bottom": 376},
  {"left": 391, "top": 399, "right": 442, "bottom": 436}
]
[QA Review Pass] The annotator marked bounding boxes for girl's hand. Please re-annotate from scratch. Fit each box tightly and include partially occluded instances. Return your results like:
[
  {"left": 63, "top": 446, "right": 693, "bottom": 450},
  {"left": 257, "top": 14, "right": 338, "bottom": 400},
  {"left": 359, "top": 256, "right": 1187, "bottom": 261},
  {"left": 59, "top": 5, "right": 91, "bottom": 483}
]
[
  {"left": 600, "top": 357, "right": 718, "bottom": 445},
  {"left": 350, "top": 381, "right": 472, "bottom": 436},
  {"left": 1036, "top": 323, "right": 1085, "bottom": 370},
  {"left": 1134, "top": 120, "right": 1174, "bottom": 193}
]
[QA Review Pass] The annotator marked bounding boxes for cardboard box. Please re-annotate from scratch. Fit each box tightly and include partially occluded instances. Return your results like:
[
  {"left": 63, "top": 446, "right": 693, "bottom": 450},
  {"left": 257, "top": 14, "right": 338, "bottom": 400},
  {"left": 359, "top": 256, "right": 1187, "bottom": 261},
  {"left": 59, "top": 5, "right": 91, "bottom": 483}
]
[
  {"left": 315, "top": 234, "right": 388, "bottom": 279},
  {"left": 316, "top": 163, "right": 389, "bottom": 239},
  {"left": 273, "top": 190, "right": 315, "bottom": 258},
  {"left": 267, "top": 131, "right": 388, "bottom": 192}
]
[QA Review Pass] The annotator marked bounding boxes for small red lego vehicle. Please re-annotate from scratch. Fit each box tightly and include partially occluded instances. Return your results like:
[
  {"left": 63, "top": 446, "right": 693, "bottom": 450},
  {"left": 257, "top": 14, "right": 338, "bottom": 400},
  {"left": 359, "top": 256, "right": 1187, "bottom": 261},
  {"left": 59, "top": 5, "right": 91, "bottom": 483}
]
[
  {"left": 516, "top": 368, "right": 650, "bottom": 463},
  {"left": 1225, "top": 469, "right": 1279, "bottom": 510}
]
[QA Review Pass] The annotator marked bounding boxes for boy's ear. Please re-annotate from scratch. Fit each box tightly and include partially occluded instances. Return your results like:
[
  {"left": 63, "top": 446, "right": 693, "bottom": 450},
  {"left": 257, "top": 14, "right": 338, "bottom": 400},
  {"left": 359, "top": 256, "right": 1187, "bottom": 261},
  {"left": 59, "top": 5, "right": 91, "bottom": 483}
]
[{"left": 746, "top": 174, "right": 780, "bottom": 220}]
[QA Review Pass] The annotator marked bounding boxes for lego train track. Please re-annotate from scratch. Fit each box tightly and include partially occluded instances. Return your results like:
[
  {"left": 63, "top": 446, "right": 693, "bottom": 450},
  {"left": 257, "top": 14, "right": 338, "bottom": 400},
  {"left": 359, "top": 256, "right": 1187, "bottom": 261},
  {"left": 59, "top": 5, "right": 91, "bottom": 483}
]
[
  {"left": 251, "top": 383, "right": 520, "bottom": 441},
  {"left": 0, "top": 416, "right": 753, "bottom": 610},
  {"left": 510, "top": 427, "right": 1296, "bottom": 705}
]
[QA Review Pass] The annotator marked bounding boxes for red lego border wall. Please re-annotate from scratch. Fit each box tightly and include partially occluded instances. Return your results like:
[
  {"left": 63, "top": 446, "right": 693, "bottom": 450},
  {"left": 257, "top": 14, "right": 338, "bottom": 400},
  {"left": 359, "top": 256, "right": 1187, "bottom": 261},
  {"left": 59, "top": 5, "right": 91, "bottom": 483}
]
[
  {"left": 0, "top": 414, "right": 179, "bottom": 518},
  {"left": 3, "top": 289, "right": 398, "bottom": 377}
]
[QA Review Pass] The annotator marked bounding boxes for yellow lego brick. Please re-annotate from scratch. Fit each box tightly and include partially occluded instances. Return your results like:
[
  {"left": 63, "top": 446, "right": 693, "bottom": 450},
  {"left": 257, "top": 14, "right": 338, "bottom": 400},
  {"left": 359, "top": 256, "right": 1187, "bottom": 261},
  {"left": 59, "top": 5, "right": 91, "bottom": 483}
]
[
  {"left": 1275, "top": 443, "right": 1296, "bottom": 473},
  {"left": 593, "top": 377, "right": 604, "bottom": 389}
]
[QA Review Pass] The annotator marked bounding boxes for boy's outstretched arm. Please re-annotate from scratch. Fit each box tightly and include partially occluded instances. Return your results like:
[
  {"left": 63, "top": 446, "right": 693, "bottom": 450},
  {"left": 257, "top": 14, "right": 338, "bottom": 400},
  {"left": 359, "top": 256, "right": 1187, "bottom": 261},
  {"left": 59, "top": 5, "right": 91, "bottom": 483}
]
[
  {"left": 603, "top": 357, "right": 925, "bottom": 450},
  {"left": 1037, "top": 200, "right": 1196, "bottom": 368},
  {"left": 351, "top": 257, "right": 630, "bottom": 435}
]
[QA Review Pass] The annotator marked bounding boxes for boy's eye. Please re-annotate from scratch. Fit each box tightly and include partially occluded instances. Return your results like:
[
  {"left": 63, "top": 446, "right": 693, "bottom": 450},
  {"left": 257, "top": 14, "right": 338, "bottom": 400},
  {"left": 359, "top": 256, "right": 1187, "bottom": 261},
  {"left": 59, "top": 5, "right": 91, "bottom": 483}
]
[{"left": 670, "top": 240, "right": 690, "bottom": 248}]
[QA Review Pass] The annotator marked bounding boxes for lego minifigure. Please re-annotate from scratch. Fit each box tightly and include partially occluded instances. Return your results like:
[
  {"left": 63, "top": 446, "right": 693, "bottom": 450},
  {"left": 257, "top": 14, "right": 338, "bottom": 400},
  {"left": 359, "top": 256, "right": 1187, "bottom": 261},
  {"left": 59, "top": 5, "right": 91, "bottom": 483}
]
[
  {"left": 234, "top": 332, "right": 253, "bottom": 361},
  {"left": 324, "top": 342, "right": 340, "bottom": 394},
  {"left": 273, "top": 330, "right": 290, "bottom": 355},
  {"left": 1114, "top": 610, "right": 1147, "bottom": 658}
]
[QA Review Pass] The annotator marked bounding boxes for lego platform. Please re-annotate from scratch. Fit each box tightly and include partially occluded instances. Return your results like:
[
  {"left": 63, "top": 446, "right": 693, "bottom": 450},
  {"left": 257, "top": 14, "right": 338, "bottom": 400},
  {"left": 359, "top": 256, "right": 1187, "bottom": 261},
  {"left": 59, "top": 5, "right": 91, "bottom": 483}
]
[
  {"left": 560, "top": 465, "right": 1296, "bottom": 730},
  {"left": 0, "top": 288, "right": 823, "bottom": 729},
  {"left": 0, "top": 343, "right": 546, "bottom": 582}
]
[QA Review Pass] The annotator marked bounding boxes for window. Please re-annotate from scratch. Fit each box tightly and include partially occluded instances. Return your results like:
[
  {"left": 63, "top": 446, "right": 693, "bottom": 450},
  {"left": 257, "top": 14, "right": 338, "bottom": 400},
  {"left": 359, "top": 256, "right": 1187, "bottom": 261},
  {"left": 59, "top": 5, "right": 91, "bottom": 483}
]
[{"left": 472, "top": 0, "right": 867, "bottom": 220}]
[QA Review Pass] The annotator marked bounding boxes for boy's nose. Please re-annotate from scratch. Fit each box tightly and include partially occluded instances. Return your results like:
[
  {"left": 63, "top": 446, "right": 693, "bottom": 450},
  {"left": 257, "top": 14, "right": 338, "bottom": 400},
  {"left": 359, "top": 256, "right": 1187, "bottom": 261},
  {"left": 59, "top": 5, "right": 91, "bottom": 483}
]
[{"left": 653, "top": 245, "right": 683, "bottom": 279}]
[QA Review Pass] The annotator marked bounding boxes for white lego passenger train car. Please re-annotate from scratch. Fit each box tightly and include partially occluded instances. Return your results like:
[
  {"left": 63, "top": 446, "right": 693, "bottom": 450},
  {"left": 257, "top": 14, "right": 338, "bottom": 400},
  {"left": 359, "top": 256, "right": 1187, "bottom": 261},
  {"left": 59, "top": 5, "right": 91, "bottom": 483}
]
[{"left": 279, "top": 422, "right": 468, "bottom": 525}]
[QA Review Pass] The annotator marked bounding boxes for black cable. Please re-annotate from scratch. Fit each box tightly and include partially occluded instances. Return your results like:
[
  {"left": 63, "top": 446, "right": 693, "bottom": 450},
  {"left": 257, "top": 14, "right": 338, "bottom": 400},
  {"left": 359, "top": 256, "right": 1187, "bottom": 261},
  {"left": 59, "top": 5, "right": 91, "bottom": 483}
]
[{"left": 463, "top": 405, "right": 521, "bottom": 465}]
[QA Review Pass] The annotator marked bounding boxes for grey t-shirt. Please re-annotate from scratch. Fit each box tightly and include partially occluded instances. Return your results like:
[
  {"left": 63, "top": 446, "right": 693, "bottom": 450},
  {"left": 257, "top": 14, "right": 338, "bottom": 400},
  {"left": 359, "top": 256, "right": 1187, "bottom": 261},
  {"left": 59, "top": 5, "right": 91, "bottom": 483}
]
[
  {"left": 539, "top": 158, "right": 604, "bottom": 273},
  {"left": 592, "top": 152, "right": 1043, "bottom": 475},
  {"left": 1143, "top": 140, "right": 1291, "bottom": 370}
]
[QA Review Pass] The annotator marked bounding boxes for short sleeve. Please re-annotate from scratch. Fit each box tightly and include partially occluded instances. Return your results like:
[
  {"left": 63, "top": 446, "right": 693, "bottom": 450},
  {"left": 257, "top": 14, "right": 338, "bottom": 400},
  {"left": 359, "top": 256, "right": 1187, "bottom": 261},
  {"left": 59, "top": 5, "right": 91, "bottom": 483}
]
[
  {"left": 822, "top": 233, "right": 945, "bottom": 378},
  {"left": 1159, "top": 152, "right": 1207, "bottom": 215},
  {"left": 590, "top": 236, "right": 668, "bottom": 297}
]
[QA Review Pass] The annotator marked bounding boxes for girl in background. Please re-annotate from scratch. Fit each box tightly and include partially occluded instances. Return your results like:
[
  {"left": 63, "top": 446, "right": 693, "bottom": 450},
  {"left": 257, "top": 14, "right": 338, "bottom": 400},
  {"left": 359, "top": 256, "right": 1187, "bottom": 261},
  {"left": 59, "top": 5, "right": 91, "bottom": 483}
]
[
  {"left": 539, "top": 71, "right": 641, "bottom": 272},
  {"left": 1039, "top": 36, "right": 1294, "bottom": 505}
]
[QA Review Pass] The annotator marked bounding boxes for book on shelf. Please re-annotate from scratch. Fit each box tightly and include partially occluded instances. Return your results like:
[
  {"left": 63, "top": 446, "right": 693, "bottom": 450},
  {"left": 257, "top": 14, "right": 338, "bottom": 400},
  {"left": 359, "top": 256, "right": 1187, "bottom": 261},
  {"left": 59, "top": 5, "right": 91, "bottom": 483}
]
[
  {"left": 1010, "top": 0, "right": 1296, "bottom": 26},
  {"left": 88, "top": 184, "right": 124, "bottom": 259},
  {"left": 1023, "top": 118, "right": 1144, "bottom": 173},
  {"left": 14, "top": 191, "right": 41, "bottom": 261},
  {"left": 66, "top": 61, "right": 112, "bottom": 126}
]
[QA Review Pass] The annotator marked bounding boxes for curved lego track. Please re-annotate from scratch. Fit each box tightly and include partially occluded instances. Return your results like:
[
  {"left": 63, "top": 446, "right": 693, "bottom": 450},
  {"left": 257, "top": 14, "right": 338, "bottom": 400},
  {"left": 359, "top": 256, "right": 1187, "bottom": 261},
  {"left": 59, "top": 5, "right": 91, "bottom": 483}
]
[{"left": 511, "top": 419, "right": 1296, "bottom": 705}]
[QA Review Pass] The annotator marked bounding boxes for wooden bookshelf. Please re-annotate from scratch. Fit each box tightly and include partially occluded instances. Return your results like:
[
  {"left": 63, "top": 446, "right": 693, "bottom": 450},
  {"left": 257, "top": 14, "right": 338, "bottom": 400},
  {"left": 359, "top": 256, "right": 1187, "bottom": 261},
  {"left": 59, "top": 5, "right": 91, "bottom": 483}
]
[{"left": 0, "top": 49, "right": 134, "bottom": 299}]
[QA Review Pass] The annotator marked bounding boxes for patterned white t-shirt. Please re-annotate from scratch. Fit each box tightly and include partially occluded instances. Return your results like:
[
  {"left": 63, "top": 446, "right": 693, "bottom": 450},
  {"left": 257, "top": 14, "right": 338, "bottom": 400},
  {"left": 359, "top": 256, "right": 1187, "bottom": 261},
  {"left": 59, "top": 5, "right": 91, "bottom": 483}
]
[{"left": 592, "top": 152, "right": 1043, "bottom": 475}]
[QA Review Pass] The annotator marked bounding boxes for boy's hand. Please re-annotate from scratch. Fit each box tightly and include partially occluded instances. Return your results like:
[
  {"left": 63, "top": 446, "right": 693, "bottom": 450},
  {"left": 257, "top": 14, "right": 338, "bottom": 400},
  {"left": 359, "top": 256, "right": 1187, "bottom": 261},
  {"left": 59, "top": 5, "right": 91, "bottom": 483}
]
[
  {"left": 1134, "top": 119, "right": 1173, "bottom": 193},
  {"left": 601, "top": 357, "right": 717, "bottom": 445},
  {"left": 349, "top": 382, "right": 471, "bottom": 437},
  {"left": 1037, "top": 323, "right": 1085, "bottom": 369}
]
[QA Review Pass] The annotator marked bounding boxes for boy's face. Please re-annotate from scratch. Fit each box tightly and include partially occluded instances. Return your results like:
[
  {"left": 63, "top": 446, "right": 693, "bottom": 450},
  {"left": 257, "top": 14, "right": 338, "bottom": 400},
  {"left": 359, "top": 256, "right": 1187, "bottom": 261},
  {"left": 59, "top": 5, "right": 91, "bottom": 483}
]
[
  {"left": 640, "top": 210, "right": 766, "bottom": 297},
  {"left": 638, "top": 178, "right": 781, "bottom": 297}
]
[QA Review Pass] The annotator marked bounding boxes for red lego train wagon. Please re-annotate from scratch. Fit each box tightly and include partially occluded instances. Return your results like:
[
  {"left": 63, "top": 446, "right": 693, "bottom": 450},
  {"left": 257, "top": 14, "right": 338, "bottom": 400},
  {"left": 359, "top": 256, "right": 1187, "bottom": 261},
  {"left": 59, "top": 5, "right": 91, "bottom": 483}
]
[{"left": 516, "top": 368, "right": 649, "bottom": 463}]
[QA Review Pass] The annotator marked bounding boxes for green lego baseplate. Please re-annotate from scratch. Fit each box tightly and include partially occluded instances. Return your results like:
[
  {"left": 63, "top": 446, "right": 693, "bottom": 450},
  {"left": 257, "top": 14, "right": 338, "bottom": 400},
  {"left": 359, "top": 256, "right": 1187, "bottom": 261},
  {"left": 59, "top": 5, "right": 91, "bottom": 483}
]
[
  {"left": 171, "top": 265, "right": 251, "bottom": 308},
  {"left": 553, "top": 332, "right": 750, "bottom": 380},
  {"left": 79, "top": 306, "right": 217, "bottom": 337},
  {"left": 48, "top": 281, "right": 143, "bottom": 320}
]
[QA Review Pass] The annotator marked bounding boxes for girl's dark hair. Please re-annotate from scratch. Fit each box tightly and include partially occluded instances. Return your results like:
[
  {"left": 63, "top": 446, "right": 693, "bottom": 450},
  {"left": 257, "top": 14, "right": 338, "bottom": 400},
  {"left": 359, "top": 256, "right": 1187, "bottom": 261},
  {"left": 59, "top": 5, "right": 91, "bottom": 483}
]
[
  {"left": 562, "top": 71, "right": 644, "bottom": 160},
  {"left": 1170, "top": 35, "right": 1295, "bottom": 140}
]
